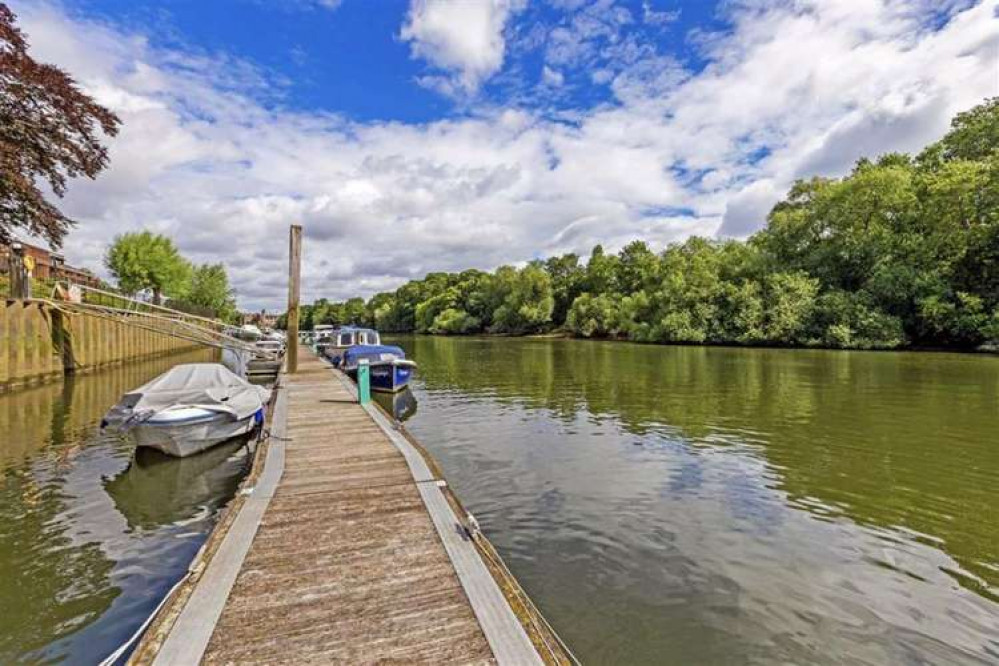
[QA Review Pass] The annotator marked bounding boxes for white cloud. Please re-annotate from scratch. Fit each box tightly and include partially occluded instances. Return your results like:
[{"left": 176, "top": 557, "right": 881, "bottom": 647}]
[
  {"left": 642, "top": 0, "right": 679, "bottom": 27},
  {"left": 401, "top": 0, "right": 523, "bottom": 94},
  {"left": 541, "top": 65, "right": 565, "bottom": 87},
  {"left": 719, "top": 180, "right": 780, "bottom": 238},
  {"left": 8, "top": 0, "right": 997, "bottom": 311},
  {"left": 544, "top": 0, "right": 634, "bottom": 69}
]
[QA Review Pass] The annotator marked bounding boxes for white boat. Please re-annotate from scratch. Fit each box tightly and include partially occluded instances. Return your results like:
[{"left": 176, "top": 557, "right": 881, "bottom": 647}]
[
  {"left": 103, "top": 364, "right": 270, "bottom": 457},
  {"left": 254, "top": 339, "right": 285, "bottom": 357},
  {"left": 237, "top": 324, "right": 263, "bottom": 341}
]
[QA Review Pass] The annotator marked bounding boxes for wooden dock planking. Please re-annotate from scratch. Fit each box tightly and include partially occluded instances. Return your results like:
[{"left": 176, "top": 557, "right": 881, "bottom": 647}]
[{"left": 148, "top": 350, "right": 542, "bottom": 665}]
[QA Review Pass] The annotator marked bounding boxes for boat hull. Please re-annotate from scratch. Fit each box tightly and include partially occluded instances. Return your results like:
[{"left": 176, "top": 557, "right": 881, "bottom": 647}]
[
  {"left": 347, "top": 360, "right": 415, "bottom": 393},
  {"left": 131, "top": 411, "right": 259, "bottom": 457}
]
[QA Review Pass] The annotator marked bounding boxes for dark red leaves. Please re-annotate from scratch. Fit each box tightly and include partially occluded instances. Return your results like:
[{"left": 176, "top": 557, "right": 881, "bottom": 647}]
[{"left": 0, "top": 2, "right": 121, "bottom": 248}]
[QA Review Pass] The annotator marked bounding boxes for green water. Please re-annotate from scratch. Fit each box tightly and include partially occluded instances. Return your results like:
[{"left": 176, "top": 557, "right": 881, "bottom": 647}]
[
  {"left": 388, "top": 335, "right": 999, "bottom": 665},
  {"left": 0, "top": 350, "right": 254, "bottom": 664}
]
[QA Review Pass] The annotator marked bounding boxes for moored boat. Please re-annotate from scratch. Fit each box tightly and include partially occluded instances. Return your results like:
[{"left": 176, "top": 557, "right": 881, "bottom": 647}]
[
  {"left": 341, "top": 344, "right": 417, "bottom": 393},
  {"left": 321, "top": 326, "right": 381, "bottom": 365},
  {"left": 102, "top": 364, "right": 270, "bottom": 457}
]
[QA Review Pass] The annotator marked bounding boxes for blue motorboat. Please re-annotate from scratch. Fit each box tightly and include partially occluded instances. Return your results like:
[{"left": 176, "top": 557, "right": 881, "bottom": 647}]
[{"left": 341, "top": 344, "right": 417, "bottom": 393}]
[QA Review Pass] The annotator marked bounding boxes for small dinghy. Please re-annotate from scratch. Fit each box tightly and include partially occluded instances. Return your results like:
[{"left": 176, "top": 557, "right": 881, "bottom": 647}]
[{"left": 103, "top": 363, "right": 270, "bottom": 457}]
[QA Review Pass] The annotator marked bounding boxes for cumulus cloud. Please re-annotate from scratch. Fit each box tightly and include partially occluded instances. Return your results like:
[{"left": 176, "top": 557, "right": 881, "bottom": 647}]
[
  {"left": 8, "top": 0, "right": 997, "bottom": 311},
  {"left": 719, "top": 180, "right": 780, "bottom": 238},
  {"left": 401, "top": 0, "right": 523, "bottom": 95}
]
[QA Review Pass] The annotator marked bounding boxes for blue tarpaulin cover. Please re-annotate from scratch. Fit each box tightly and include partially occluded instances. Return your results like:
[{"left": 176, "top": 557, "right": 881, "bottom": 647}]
[{"left": 342, "top": 345, "right": 405, "bottom": 366}]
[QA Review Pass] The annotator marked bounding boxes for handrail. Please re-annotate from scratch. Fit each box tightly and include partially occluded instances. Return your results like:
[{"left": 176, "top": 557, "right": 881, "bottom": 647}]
[
  {"left": 71, "top": 283, "right": 227, "bottom": 330},
  {"left": 42, "top": 285, "right": 279, "bottom": 361}
]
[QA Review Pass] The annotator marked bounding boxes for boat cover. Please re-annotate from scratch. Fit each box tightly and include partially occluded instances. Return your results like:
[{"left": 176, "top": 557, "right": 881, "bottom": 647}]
[
  {"left": 104, "top": 363, "right": 270, "bottom": 427},
  {"left": 221, "top": 346, "right": 251, "bottom": 378},
  {"left": 342, "top": 344, "right": 405, "bottom": 367}
]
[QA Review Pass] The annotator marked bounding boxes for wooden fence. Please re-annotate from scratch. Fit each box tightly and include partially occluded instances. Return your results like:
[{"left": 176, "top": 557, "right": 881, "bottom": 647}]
[{"left": 1, "top": 299, "right": 201, "bottom": 391}]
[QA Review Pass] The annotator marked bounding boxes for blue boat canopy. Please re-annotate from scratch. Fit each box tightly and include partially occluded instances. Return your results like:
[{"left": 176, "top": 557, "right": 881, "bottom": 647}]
[{"left": 342, "top": 344, "right": 405, "bottom": 365}]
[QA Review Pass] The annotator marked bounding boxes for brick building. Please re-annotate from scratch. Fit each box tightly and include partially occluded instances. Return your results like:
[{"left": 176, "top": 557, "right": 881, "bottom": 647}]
[
  {"left": 240, "top": 310, "right": 280, "bottom": 329},
  {"left": 0, "top": 241, "right": 102, "bottom": 287}
]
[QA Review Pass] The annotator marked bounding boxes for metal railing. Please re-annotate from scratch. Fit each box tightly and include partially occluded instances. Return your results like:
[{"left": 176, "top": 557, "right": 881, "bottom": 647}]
[{"left": 40, "top": 283, "right": 277, "bottom": 361}]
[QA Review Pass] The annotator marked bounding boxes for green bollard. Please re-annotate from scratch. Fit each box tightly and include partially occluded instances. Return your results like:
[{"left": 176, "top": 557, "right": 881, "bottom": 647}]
[{"left": 357, "top": 359, "right": 371, "bottom": 405}]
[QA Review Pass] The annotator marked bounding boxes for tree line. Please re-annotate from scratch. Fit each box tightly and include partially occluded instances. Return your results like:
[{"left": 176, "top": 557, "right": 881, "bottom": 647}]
[
  {"left": 294, "top": 98, "right": 998, "bottom": 350},
  {"left": 105, "top": 231, "right": 239, "bottom": 322}
]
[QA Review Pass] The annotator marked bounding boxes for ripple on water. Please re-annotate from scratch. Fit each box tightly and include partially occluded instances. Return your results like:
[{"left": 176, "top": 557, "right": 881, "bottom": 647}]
[
  {"left": 0, "top": 349, "right": 252, "bottom": 664},
  {"left": 392, "top": 335, "right": 999, "bottom": 665}
]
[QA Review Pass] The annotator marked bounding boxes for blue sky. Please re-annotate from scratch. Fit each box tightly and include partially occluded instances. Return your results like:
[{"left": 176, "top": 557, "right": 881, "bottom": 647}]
[
  {"left": 10, "top": 0, "right": 997, "bottom": 309},
  {"left": 58, "top": 0, "right": 722, "bottom": 123}
]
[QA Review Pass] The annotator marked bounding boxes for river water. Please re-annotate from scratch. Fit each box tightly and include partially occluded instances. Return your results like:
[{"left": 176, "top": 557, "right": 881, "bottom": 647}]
[
  {"left": 0, "top": 350, "right": 254, "bottom": 664},
  {"left": 388, "top": 335, "right": 999, "bottom": 665},
  {"left": 3, "top": 339, "right": 996, "bottom": 664}
]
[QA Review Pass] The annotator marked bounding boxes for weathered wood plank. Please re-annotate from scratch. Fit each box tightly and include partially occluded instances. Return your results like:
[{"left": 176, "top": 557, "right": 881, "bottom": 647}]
[
  {"left": 146, "top": 350, "right": 542, "bottom": 666},
  {"left": 152, "top": 375, "right": 289, "bottom": 666},
  {"left": 184, "top": 353, "right": 506, "bottom": 664}
]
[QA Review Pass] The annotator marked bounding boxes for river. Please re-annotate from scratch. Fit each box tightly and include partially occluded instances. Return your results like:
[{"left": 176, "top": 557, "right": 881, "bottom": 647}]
[
  {"left": 387, "top": 335, "right": 999, "bottom": 665},
  {"left": 0, "top": 349, "right": 254, "bottom": 664},
  {"left": 2, "top": 339, "right": 996, "bottom": 664}
]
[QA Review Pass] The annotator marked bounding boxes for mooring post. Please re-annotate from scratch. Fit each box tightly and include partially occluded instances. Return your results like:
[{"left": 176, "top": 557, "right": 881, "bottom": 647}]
[
  {"left": 357, "top": 358, "right": 371, "bottom": 405},
  {"left": 8, "top": 242, "right": 31, "bottom": 299},
  {"left": 286, "top": 224, "right": 301, "bottom": 374}
]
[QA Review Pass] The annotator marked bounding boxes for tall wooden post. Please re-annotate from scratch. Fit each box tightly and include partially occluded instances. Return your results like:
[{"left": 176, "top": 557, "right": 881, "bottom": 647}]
[
  {"left": 9, "top": 244, "right": 31, "bottom": 299},
  {"left": 286, "top": 224, "right": 302, "bottom": 373}
]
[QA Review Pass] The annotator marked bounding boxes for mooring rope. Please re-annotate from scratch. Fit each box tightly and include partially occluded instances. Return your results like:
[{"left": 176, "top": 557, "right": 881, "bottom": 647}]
[{"left": 96, "top": 574, "right": 189, "bottom": 666}]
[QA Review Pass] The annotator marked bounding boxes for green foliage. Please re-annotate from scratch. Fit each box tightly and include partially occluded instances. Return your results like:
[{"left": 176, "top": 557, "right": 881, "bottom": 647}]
[
  {"left": 545, "top": 253, "right": 585, "bottom": 324},
  {"left": 430, "top": 308, "right": 481, "bottom": 335},
  {"left": 566, "top": 293, "right": 621, "bottom": 338},
  {"left": 762, "top": 272, "right": 819, "bottom": 343},
  {"left": 937, "top": 97, "right": 999, "bottom": 162},
  {"left": 185, "top": 263, "right": 238, "bottom": 322},
  {"left": 489, "top": 265, "right": 554, "bottom": 334},
  {"left": 293, "top": 99, "right": 999, "bottom": 351},
  {"left": 104, "top": 231, "right": 190, "bottom": 304}
]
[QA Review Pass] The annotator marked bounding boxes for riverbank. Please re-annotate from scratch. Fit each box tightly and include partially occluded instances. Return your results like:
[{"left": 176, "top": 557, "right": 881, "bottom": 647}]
[{"left": 377, "top": 329, "right": 999, "bottom": 355}]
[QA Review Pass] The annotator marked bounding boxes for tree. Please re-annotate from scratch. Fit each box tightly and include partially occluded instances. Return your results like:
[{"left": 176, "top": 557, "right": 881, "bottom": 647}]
[
  {"left": 762, "top": 272, "right": 819, "bottom": 343},
  {"left": 308, "top": 98, "right": 999, "bottom": 351},
  {"left": 341, "top": 297, "right": 368, "bottom": 326},
  {"left": 0, "top": 4, "right": 120, "bottom": 247},
  {"left": 583, "top": 244, "right": 620, "bottom": 295},
  {"left": 566, "top": 293, "right": 620, "bottom": 338},
  {"left": 430, "top": 308, "right": 480, "bottom": 335},
  {"left": 544, "top": 253, "right": 585, "bottom": 326},
  {"left": 104, "top": 231, "right": 190, "bottom": 304},
  {"left": 617, "top": 240, "right": 659, "bottom": 293},
  {"left": 185, "top": 263, "right": 237, "bottom": 322},
  {"left": 490, "top": 265, "right": 554, "bottom": 334},
  {"left": 934, "top": 97, "right": 999, "bottom": 163}
]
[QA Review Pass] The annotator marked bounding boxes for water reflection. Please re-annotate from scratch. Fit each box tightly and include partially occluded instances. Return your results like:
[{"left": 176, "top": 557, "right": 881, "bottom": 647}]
[
  {"left": 389, "top": 335, "right": 999, "bottom": 665},
  {"left": 0, "top": 349, "right": 254, "bottom": 664},
  {"left": 103, "top": 438, "right": 252, "bottom": 532},
  {"left": 372, "top": 387, "right": 418, "bottom": 422}
]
